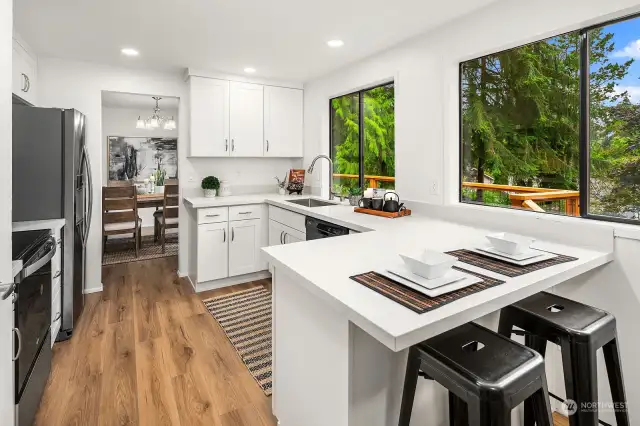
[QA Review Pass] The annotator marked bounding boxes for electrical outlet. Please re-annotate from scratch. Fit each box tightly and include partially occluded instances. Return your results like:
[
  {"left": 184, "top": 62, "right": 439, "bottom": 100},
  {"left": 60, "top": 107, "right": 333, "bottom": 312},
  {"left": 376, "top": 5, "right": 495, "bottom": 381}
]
[{"left": 429, "top": 180, "right": 439, "bottom": 195}]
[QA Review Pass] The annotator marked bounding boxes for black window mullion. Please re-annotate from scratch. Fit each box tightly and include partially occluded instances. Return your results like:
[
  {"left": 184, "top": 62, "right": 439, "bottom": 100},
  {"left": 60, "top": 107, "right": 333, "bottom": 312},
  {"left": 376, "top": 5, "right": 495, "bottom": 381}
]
[
  {"left": 579, "top": 30, "right": 590, "bottom": 218},
  {"left": 358, "top": 90, "right": 365, "bottom": 189}
]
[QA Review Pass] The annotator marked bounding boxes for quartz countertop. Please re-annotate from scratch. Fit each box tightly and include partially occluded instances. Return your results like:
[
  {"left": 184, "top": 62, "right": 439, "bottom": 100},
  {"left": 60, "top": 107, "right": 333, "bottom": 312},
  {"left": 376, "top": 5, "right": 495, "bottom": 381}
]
[{"left": 184, "top": 192, "right": 613, "bottom": 352}]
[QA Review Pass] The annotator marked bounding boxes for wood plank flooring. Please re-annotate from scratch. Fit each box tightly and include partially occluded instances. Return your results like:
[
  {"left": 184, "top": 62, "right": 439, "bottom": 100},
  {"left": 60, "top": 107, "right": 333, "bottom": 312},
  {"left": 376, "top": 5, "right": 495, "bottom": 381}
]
[
  {"left": 34, "top": 256, "right": 276, "bottom": 426},
  {"left": 33, "top": 255, "right": 570, "bottom": 426}
]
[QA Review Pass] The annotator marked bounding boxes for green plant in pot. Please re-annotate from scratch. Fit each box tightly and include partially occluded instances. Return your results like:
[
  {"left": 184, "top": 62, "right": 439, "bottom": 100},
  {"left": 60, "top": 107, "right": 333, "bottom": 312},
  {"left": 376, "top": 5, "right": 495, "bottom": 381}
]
[
  {"left": 153, "top": 168, "right": 167, "bottom": 194},
  {"left": 348, "top": 186, "right": 364, "bottom": 206},
  {"left": 202, "top": 176, "right": 220, "bottom": 198}
]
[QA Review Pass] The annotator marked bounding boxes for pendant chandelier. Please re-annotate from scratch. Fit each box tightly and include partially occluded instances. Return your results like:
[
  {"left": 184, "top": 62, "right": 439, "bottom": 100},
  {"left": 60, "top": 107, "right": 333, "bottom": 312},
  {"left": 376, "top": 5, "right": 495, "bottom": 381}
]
[{"left": 136, "top": 96, "right": 176, "bottom": 130}]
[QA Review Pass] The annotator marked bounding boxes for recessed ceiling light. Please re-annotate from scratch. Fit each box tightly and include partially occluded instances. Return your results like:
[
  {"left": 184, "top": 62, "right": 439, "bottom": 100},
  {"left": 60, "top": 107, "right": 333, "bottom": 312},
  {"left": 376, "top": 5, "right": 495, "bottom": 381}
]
[
  {"left": 244, "top": 67, "right": 256, "bottom": 73},
  {"left": 121, "top": 48, "right": 139, "bottom": 57},
  {"left": 327, "top": 40, "right": 344, "bottom": 48}
]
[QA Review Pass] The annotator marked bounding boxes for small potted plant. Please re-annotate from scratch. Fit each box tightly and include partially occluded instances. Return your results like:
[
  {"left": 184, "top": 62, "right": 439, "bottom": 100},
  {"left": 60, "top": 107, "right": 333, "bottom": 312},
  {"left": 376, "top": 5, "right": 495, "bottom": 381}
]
[
  {"left": 274, "top": 174, "right": 287, "bottom": 195},
  {"left": 154, "top": 168, "right": 166, "bottom": 194},
  {"left": 202, "top": 176, "right": 220, "bottom": 198},
  {"left": 348, "top": 186, "right": 364, "bottom": 206}
]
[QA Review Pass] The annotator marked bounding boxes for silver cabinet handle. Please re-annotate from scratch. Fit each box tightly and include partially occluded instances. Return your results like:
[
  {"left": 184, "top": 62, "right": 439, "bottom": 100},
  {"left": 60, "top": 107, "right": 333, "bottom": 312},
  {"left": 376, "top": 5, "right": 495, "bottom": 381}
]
[
  {"left": 25, "top": 75, "right": 30, "bottom": 92},
  {"left": 238, "top": 212, "right": 252, "bottom": 215},
  {"left": 13, "top": 328, "right": 21, "bottom": 361},
  {"left": 21, "top": 73, "right": 27, "bottom": 92},
  {"left": 280, "top": 231, "right": 284, "bottom": 244},
  {"left": 225, "top": 139, "right": 228, "bottom": 151},
  {"left": 283, "top": 232, "right": 288, "bottom": 244},
  {"left": 52, "top": 312, "right": 61, "bottom": 323},
  {"left": 266, "top": 140, "right": 269, "bottom": 152},
  {"left": 231, "top": 139, "right": 235, "bottom": 151},
  {"left": 231, "top": 228, "right": 235, "bottom": 241},
  {"left": 53, "top": 271, "right": 61, "bottom": 279},
  {"left": 223, "top": 228, "right": 226, "bottom": 242},
  {"left": 206, "top": 214, "right": 220, "bottom": 217}
]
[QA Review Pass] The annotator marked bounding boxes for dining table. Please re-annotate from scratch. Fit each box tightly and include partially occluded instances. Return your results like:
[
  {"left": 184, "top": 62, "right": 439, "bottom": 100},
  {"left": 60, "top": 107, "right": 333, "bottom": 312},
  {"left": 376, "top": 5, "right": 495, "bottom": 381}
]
[{"left": 136, "top": 193, "right": 164, "bottom": 209}]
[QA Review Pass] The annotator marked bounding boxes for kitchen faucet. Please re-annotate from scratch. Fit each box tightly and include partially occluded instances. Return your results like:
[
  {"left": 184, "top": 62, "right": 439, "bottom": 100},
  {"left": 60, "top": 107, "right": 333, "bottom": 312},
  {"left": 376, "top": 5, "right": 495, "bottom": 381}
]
[{"left": 307, "top": 154, "right": 334, "bottom": 200}]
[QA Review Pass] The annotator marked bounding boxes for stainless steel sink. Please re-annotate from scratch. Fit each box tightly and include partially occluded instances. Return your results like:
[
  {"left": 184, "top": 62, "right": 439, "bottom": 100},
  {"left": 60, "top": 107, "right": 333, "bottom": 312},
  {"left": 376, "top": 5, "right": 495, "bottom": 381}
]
[{"left": 286, "top": 198, "right": 337, "bottom": 208}]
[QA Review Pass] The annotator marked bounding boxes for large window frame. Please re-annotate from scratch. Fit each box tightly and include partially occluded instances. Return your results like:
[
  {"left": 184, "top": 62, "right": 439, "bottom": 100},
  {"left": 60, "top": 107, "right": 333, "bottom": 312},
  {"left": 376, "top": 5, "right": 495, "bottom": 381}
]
[
  {"left": 459, "top": 11, "right": 640, "bottom": 226},
  {"left": 330, "top": 81, "right": 395, "bottom": 190}
]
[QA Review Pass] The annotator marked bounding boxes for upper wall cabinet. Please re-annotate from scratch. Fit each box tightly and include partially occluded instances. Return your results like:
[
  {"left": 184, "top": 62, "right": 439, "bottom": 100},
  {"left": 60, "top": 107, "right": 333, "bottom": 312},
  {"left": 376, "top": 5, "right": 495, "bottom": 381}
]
[
  {"left": 12, "top": 39, "right": 37, "bottom": 106},
  {"left": 190, "top": 77, "right": 230, "bottom": 157},
  {"left": 188, "top": 74, "right": 303, "bottom": 158},
  {"left": 229, "top": 82, "right": 264, "bottom": 157},
  {"left": 264, "top": 86, "right": 303, "bottom": 157}
]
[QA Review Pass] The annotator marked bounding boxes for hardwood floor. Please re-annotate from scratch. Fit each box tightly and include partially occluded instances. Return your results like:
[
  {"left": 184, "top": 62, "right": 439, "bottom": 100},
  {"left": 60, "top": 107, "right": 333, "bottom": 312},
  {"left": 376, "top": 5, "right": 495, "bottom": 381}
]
[
  {"left": 34, "top": 256, "right": 276, "bottom": 426},
  {"left": 34, "top": 255, "right": 571, "bottom": 426}
]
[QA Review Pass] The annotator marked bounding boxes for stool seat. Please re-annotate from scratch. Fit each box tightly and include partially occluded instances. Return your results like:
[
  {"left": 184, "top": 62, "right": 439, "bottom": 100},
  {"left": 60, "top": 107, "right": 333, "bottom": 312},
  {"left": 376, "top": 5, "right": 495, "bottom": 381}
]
[
  {"left": 418, "top": 322, "right": 540, "bottom": 385},
  {"left": 400, "top": 322, "right": 553, "bottom": 426}
]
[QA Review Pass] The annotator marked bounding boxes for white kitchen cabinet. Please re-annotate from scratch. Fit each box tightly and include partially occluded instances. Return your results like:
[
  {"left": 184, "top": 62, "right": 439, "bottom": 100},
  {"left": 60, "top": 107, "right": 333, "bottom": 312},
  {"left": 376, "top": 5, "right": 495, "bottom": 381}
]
[
  {"left": 283, "top": 229, "right": 305, "bottom": 244},
  {"left": 269, "top": 219, "right": 306, "bottom": 246},
  {"left": 230, "top": 82, "right": 264, "bottom": 157},
  {"left": 264, "top": 86, "right": 303, "bottom": 157},
  {"left": 197, "top": 222, "right": 229, "bottom": 282},
  {"left": 12, "top": 39, "right": 37, "bottom": 105},
  {"left": 189, "top": 77, "right": 230, "bottom": 157},
  {"left": 229, "top": 219, "right": 262, "bottom": 276}
]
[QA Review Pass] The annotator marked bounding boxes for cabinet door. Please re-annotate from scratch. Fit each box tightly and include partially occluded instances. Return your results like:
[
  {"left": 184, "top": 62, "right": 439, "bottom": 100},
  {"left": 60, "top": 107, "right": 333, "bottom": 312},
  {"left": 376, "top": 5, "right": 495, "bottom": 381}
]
[
  {"left": 283, "top": 227, "right": 305, "bottom": 244},
  {"left": 264, "top": 86, "right": 303, "bottom": 157},
  {"left": 197, "top": 222, "right": 229, "bottom": 282},
  {"left": 269, "top": 219, "right": 285, "bottom": 246},
  {"left": 230, "top": 82, "right": 264, "bottom": 157},
  {"left": 12, "top": 43, "right": 37, "bottom": 105},
  {"left": 229, "top": 219, "right": 261, "bottom": 276},
  {"left": 190, "top": 77, "right": 230, "bottom": 157}
]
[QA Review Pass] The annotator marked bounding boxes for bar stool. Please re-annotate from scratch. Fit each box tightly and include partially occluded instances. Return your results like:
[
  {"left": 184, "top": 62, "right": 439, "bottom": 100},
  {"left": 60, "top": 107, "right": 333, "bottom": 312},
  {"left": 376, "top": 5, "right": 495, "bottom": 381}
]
[
  {"left": 498, "top": 292, "right": 629, "bottom": 426},
  {"left": 399, "top": 322, "right": 553, "bottom": 426}
]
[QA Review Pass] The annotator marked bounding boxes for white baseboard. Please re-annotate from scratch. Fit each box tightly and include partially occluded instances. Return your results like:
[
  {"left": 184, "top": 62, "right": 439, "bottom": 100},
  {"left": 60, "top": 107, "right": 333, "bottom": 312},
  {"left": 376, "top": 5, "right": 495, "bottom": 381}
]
[
  {"left": 196, "top": 270, "right": 271, "bottom": 293},
  {"left": 177, "top": 269, "right": 188, "bottom": 278},
  {"left": 84, "top": 285, "right": 103, "bottom": 294}
]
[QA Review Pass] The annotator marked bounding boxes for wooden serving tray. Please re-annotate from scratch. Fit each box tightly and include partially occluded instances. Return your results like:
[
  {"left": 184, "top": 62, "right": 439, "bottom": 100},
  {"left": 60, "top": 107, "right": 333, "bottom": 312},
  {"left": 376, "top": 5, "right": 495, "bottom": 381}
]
[{"left": 353, "top": 208, "right": 412, "bottom": 218}]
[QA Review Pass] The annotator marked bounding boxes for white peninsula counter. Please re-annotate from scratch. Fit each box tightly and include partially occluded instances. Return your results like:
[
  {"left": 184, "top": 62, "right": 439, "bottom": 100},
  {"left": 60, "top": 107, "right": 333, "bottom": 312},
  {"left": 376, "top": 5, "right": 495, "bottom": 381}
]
[{"left": 261, "top": 210, "right": 612, "bottom": 426}]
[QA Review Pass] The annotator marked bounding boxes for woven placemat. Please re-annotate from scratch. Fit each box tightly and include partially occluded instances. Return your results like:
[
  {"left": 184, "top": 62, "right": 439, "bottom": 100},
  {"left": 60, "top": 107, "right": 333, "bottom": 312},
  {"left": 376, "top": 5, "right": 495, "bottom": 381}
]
[
  {"left": 446, "top": 249, "right": 578, "bottom": 278},
  {"left": 349, "top": 267, "right": 505, "bottom": 314}
]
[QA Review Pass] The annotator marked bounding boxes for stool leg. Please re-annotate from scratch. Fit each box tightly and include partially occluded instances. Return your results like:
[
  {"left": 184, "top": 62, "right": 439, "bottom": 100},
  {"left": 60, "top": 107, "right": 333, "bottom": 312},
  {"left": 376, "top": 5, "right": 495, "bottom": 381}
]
[
  {"left": 524, "top": 335, "right": 548, "bottom": 426},
  {"left": 561, "top": 339, "right": 599, "bottom": 426},
  {"left": 602, "top": 337, "right": 630, "bottom": 426},
  {"left": 448, "top": 392, "right": 468, "bottom": 426},
  {"left": 398, "top": 347, "right": 420, "bottom": 426},
  {"left": 498, "top": 310, "right": 513, "bottom": 337},
  {"left": 530, "top": 374, "right": 553, "bottom": 426},
  {"left": 466, "top": 397, "right": 486, "bottom": 426}
]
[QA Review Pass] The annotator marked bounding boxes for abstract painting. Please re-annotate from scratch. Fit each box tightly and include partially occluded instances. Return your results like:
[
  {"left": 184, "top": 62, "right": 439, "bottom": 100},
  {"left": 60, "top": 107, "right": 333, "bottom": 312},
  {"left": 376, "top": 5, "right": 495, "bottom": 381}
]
[{"left": 107, "top": 136, "right": 178, "bottom": 182}]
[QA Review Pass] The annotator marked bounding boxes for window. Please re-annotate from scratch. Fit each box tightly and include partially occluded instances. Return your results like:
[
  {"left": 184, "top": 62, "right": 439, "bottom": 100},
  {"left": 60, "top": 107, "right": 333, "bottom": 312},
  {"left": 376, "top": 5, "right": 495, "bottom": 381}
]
[
  {"left": 460, "top": 13, "right": 640, "bottom": 224},
  {"left": 330, "top": 83, "right": 395, "bottom": 193}
]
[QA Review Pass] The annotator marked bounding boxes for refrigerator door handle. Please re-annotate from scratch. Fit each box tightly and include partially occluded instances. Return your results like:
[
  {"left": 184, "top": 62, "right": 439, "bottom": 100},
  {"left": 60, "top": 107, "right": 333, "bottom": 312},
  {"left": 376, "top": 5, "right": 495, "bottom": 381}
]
[{"left": 82, "top": 145, "right": 93, "bottom": 247}]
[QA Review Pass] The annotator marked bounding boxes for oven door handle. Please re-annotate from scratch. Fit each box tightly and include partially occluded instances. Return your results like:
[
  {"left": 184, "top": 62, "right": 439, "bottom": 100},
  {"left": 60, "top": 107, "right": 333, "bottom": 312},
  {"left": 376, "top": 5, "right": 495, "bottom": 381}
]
[
  {"left": 12, "top": 328, "right": 21, "bottom": 361},
  {"left": 1, "top": 282, "right": 16, "bottom": 300},
  {"left": 23, "top": 237, "right": 57, "bottom": 279}
]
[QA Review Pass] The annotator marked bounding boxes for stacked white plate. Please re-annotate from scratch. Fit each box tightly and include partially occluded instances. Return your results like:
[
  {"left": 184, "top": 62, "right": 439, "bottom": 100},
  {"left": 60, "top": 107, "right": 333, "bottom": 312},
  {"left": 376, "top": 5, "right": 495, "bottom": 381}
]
[
  {"left": 377, "top": 264, "right": 482, "bottom": 297},
  {"left": 470, "top": 246, "right": 557, "bottom": 266}
]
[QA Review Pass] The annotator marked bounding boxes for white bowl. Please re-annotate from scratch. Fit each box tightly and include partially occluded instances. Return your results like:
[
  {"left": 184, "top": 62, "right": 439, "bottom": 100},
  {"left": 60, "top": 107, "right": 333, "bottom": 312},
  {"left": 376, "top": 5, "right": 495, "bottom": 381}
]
[
  {"left": 486, "top": 232, "right": 534, "bottom": 255},
  {"left": 399, "top": 250, "right": 458, "bottom": 280}
]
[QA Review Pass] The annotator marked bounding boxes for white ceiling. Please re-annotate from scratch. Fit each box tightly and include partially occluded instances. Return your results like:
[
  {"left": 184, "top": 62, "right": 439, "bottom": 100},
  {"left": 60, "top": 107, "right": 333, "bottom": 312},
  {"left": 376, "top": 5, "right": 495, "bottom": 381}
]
[
  {"left": 101, "top": 91, "right": 179, "bottom": 110},
  {"left": 14, "top": 0, "right": 497, "bottom": 82}
]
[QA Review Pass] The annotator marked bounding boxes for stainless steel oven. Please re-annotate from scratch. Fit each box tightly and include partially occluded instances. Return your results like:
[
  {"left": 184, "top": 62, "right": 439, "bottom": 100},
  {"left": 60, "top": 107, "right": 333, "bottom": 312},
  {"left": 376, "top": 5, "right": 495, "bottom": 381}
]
[{"left": 7, "top": 230, "right": 55, "bottom": 426}]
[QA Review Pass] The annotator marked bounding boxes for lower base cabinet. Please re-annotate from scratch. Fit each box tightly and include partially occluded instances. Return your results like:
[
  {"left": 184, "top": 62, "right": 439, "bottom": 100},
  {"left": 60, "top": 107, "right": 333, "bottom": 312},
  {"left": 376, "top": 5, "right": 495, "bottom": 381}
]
[
  {"left": 229, "top": 219, "right": 262, "bottom": 276},
  {"left": 269, "top": 219, "right": 306, "bottom": 246}
]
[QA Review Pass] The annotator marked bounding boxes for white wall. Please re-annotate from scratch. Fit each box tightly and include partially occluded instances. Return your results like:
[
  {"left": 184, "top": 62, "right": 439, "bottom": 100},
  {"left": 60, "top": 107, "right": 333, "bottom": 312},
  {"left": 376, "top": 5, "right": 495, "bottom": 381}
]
[
  {"left": 303, "top": 0, "right": 640, "bottom": 422},
  {"left": 38, "top": 57, "right": 302, "bottom": 292},
  {"left": 101, "top": 106, "right": 179, "bottom": 231}
]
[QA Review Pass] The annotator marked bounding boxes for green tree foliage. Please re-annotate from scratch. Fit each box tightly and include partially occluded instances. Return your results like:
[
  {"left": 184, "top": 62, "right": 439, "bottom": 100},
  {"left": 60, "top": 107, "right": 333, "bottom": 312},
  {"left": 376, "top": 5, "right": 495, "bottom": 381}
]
[
  {"left": 461, "top": 28, "right": 637, "bottom": 217},
  {"left": 331, "top": 84, "right": 395, "bottom": 189}
]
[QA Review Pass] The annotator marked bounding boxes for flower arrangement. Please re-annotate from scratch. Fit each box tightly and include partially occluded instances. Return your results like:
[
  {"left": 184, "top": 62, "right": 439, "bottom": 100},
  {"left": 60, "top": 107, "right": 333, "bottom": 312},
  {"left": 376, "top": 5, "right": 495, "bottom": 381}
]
[{"left": 274, "top": 174, "right": 287, "bottom": 195}]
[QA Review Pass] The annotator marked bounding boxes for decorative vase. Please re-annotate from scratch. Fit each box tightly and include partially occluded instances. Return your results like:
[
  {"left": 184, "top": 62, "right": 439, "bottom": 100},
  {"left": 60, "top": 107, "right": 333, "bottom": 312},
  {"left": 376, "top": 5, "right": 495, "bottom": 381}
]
[
  {"left": 155, "top": 185, "right": 165, "bottom": 194},
  {"left": 204, "top": 188, "right": 217, "bottom": 198},
  {"left": 219, "top": 180, "right": 231, "bottom": 197},
  {"left": 278, "top": 187, "right": 286, "bottom": 195},
  {"left": 349, "top": 195, "right": 363, "bottom": 206}
]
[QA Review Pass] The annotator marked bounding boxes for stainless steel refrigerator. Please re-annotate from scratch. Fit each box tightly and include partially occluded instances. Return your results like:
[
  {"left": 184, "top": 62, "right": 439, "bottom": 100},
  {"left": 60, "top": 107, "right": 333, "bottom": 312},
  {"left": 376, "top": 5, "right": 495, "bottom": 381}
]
[{"left": 12, "top": 105, "right": 92, "bottom": 340}]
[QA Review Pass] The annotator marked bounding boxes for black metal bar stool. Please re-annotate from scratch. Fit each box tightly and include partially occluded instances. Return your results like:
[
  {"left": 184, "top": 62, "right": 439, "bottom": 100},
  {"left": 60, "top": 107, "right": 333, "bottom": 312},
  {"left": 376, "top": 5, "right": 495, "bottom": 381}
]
[
  {"left": 498, "top": 292, "right": 629, "bottom": 426},
  {"left": 399, "top": 322, "right": 553, "bottom": 426}
]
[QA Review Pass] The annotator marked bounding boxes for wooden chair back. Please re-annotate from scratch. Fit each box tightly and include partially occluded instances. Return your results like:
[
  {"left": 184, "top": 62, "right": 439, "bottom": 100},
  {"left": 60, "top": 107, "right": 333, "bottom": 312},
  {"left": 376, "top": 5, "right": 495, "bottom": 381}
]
[
  {"left": 107, "top": 180, "right": 134, "bottom": 187},
  {"left": 102, "top": 186, "right": 138, "bottom": 234},
  {"left": 163, "top": 183, "right": 179, "bottom": 221}
]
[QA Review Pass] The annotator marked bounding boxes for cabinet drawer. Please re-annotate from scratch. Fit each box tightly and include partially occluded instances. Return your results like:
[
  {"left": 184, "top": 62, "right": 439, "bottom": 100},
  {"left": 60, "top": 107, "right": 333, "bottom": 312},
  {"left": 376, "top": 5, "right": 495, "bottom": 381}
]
[
  {"left": 269, "top": 205, "right": 306, "bottom": 233},
  {"left": 197, "top": 207, "right": 229, "bottom": 224},
  {"left": 229, "top": 204, "right": 262, "bottom": 221}
]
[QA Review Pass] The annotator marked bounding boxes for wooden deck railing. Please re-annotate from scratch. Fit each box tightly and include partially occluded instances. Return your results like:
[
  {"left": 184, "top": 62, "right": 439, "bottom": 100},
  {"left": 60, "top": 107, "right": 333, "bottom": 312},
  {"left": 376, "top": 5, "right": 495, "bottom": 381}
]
[
  {"left": 333, "top": 173, "right": 395, "bottom": 188},
  {"left": 462, "top": 182, "right": 580, "bottom": 216}
]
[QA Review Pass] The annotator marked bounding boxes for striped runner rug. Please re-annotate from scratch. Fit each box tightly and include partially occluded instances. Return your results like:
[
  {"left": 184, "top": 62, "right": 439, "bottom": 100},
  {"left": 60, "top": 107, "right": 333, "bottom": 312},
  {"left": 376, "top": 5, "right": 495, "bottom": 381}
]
[{"left": 203, "top": 287, "right": 273, "bottom": 395}]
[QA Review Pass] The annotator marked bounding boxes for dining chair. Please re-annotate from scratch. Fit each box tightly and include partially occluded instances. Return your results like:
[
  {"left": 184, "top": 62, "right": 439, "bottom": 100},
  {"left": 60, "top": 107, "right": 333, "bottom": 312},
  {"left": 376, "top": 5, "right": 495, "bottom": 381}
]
[
  {"left": 107, "top": 180, "right": 134, "bottom": 187},
  {"left": 102, "top": 185, "right": 141, "bottom": 260},
  {"left": 154, "top": 183, "right": 179, "bottom": 253}
]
